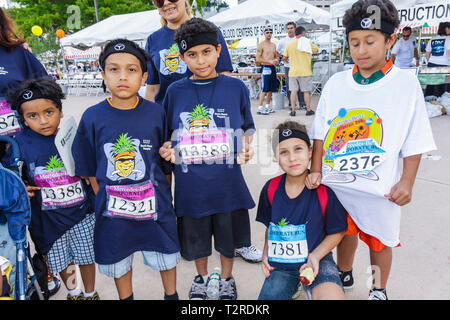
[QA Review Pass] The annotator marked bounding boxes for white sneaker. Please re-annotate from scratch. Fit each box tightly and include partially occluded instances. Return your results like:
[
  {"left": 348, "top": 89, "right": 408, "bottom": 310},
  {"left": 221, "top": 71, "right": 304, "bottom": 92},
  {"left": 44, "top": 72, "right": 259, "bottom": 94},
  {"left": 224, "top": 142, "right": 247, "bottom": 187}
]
[
  {"left": 257, "top": 106, "right": 269, "bottom": 115},
  {"left": 265, "top": 105, "right": 274, "bottom": 113},
  {"left": 368, "top": 288, "right": 388, "bottom": 300},
  {"left": 235, "top": 245, "right": 262, "bottom": 263}
]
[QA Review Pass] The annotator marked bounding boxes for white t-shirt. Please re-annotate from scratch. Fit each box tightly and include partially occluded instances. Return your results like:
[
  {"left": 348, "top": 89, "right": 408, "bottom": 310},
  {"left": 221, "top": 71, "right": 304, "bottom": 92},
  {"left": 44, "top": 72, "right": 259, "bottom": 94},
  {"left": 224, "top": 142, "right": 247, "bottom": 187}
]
[
  {"left": 277, "top": 36, "right": 296, "bottom": 68},
  {"left": 310, "top": 66, "right": 436, "bottom": 247},
  {"left": 391, "top": 36, "right": 416, "bottom": 68},
  {"left": 426, "top": 35, "right": 450, "bottom": 66}
]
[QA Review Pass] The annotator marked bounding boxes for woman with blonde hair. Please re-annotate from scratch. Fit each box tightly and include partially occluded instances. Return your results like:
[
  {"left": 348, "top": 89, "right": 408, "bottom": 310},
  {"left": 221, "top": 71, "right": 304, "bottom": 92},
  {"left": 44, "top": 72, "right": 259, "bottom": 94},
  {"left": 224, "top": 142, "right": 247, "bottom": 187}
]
[{"left": 144, "top": 0, "right": 233, "bottom": 105}]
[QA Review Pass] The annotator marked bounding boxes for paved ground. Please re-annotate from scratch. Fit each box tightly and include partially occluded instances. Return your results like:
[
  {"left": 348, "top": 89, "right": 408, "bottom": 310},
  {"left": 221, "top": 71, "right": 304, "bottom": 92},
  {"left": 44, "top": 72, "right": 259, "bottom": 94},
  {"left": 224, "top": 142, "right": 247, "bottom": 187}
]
[{"left": 48, "top": 90, "right": 450, "bottom": 300}]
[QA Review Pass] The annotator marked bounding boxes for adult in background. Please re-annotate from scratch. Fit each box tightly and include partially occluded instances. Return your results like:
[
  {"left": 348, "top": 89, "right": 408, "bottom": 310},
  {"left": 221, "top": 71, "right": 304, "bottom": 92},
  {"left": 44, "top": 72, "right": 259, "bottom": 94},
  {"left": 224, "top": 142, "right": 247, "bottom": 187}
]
[
  {"left": 390, "top": 27, "right": 419, "bottom": 68},
  {"left": 0, "top": 8, "right": 49, "bottom": 137},
  {"left": 144, "top": 0, "right": 232, "bottom": 106},
  {"left": 277, "top": 22, "right": 306, "bottom": 111},
  {"left": 144, "top": 0, "right": 262, "bottom": 264},
  {"left": 424, "top": 21, "right": 450, "bottom": 97},
  {"left": 283, "top": 26, "right": 315, "bottom": 117},
  {"left": 255, "top": 27, "right": 279, "bottom": 115}
]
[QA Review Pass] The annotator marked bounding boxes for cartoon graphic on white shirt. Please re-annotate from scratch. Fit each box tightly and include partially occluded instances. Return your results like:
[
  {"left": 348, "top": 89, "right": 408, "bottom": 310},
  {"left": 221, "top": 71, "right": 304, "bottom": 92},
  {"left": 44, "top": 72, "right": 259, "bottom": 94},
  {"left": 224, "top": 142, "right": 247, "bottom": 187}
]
[{"left": 322, "top": 108, "right": 386, "bottom": 183}]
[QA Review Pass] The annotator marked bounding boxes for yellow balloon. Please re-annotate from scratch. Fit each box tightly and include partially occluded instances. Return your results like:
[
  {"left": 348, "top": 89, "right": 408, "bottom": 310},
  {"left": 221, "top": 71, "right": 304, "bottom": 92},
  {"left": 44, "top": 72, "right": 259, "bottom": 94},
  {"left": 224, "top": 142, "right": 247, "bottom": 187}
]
[{"left": 31, "top": 25, "right": 43, "bottom": 36}]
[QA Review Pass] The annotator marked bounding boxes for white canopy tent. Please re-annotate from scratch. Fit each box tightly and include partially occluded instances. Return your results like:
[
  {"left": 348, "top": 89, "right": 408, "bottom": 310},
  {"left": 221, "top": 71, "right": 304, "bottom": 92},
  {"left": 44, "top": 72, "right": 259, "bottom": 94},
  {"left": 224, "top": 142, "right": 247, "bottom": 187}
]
[
  {"left": 60, "top": 10, "right": 162, "bottom": 47},
  {"left": 330, "top": 0, "right": 449, "bottom": 33},
  {"left": 63, "top": 46, "right": 101, "bottom": 60},
  {"left": 209, "top": 0, "right": 330, "bottom": 40}
]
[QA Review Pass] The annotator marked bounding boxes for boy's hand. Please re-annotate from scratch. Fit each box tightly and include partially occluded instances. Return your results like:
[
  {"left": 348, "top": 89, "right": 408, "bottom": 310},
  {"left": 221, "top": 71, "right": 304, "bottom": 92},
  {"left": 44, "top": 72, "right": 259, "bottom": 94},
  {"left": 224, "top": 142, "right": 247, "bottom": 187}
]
[
  {"left": 159, "top": 141, "right": 175, "bottom": 163},
  {"left": 299, "top": 252, "right": 320, "bottom": 279},
  {"left": 261, "top": 254, "right": 274, "bottom": 278},
  {"left": 305, "top": 171, "right": 321, "bottom": 189},
  {"left": 26, "top": 185, "right": 40, "bottom": 198},
  {"left": 384, "top": 179, "right": 413, "bottom": 206},
  {"left": 237, "top": 144, "right": 254, "bottom": 165}
]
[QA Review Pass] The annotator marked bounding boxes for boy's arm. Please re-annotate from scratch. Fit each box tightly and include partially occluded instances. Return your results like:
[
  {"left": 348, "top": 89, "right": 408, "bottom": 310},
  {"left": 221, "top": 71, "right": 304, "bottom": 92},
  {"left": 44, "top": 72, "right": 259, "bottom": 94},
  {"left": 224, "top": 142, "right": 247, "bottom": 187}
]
[
  {"left": 384, "top": 154, "right": 421, "bottom": 206},
  {"left": 237, "top": 134, "right": 254, "bottom": 165},
  {"left": 300, "top": 231, "right": 345, "bottom": 277},
  {"left": 145, "top": 84, "right": 160, "bottom": 103},
  {"left": 305, "top": 139, "right": 323, "bottom": 189},
  {"left": 87, "top": 176, "right": 99, "bottom": 195}
]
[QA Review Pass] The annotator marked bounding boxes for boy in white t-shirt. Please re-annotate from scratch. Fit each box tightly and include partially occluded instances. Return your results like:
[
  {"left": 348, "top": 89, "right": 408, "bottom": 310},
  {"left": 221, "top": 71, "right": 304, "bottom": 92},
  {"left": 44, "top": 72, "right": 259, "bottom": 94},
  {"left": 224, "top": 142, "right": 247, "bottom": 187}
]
[{"left": 307, "top": 0, "right": 436, "bottom": 300}]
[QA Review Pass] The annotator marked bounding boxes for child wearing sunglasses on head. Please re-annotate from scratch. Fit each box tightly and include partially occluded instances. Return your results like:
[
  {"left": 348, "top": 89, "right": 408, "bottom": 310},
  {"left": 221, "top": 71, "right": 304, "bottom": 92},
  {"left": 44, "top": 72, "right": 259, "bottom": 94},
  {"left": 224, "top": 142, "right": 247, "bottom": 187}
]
[{"left": 307, "top": 0, "right": 436, "bottom": 300}]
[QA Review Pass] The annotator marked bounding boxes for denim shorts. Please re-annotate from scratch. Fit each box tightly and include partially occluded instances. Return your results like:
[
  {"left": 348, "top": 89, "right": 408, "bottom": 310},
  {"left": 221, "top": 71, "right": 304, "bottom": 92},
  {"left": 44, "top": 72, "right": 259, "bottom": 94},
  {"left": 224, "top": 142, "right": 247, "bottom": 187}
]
[
  {"left": 258, "top": 252, "right": 343, "bottom": 300},
  {"left": 98, "top": 251, "right": 181, "bottom": 279}
]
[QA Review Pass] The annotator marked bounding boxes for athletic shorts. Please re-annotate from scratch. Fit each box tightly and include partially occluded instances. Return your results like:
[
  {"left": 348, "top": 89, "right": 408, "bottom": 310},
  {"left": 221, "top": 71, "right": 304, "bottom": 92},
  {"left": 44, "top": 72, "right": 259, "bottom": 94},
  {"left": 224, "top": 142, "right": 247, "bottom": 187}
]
[
  {"left": 177, "top": 209, "right": 251, "bottom": 261},
  {"left": 261, "top": 65, "right": 279, "bottom": 93},
  {"left": 46, "top": 213, "right": 95, "bottom": 274},
  {"left": 345, "top": 214, "right": 401, "bottom": 252},
  {"left": 289, "top": 76, "right": 312, "bottom": 92}
]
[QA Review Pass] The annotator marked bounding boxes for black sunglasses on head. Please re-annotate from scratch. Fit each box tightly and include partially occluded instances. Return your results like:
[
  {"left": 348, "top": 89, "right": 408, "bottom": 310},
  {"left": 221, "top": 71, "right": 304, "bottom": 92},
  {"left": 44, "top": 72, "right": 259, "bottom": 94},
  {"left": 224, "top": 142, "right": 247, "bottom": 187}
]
[{"left": 153, "top": 0, "right": 179, "bottom": 8}]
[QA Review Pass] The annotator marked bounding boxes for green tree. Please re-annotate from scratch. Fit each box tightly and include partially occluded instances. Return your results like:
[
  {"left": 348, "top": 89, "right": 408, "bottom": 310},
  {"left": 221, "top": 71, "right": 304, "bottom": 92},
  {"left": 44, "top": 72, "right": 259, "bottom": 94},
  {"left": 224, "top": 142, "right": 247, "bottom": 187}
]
[{"left": 7, "top": 0, "right": 156, "bottom": 38}]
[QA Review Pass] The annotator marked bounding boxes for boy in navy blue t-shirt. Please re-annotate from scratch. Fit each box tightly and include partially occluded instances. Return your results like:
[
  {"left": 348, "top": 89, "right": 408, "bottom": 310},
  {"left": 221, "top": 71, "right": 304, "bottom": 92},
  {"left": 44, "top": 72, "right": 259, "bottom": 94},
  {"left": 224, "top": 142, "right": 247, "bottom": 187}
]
[
  {"left": 72, "top": 39, "right": 180, "bottom": 301},
  {"left": 8, "top": 78, "right": 98, "bottom": 300},
  {"left": 159, "top": 18, "right": 255, "bottom": 300},
  {"left": 256, "top": 121, "right": 347, "bottom": 300}
]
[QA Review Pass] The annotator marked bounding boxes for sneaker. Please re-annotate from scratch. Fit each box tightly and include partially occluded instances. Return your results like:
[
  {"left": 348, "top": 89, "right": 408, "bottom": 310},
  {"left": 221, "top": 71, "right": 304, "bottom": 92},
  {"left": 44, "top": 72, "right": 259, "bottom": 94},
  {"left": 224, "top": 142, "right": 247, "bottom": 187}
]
[
  {"left": 266, "top": 107, "right": 275, "bottom": 113},
  {"left": 235, "top": 245, "right": 262, "bottom": 263},
  {"left": 368, "top": 288, "right": 388, "bottom": 300},
  {"left": 305, "top": 110, "right": 315, "bottom": 116},
  {"left": 189, "top": 275, "right": 208, "bottom": 300},
  {"left": 290, "top": 110, "right": 296, "bottom": 117},
  {"left": 338, "top": 270, "right": 354, "bottom": 290},
  {"left": 48, "top": 276, "right": 61, "bottom": 297},
  {"left": 291, "top": 282, "right": 302, "bottom": 299},
  {"left": 219, "top": 277, "right": 237, "bottom": 300},
  {"left": 67, "top": 291, "right": 85, "bottom": 300},
  {"left": 299, "top": 105, "right": 307, "bottom": 110},
  {"left": 257, "top": 106, "right": 269, "bottom": 115},
  {"left": 83, "top": 292, "right": 100, "bottom": 300}
]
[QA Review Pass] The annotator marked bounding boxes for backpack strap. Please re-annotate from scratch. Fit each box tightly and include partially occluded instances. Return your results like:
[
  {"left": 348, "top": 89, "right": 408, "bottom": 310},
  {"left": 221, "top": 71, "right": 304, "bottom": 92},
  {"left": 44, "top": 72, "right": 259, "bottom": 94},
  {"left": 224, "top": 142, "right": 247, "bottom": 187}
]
[
  {"left": 267, "top": 174, "right": 283, "bottom": 206},
  {"left": 317, "top": 184, "right": 328, "bottom": 219}
]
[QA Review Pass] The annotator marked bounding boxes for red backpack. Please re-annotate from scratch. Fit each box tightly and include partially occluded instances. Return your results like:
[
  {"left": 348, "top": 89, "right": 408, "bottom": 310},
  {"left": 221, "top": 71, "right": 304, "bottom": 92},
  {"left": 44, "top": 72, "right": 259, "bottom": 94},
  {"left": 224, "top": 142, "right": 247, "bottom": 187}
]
[{"left": 267, "top": 174, "right": 328, "bottom": 220}]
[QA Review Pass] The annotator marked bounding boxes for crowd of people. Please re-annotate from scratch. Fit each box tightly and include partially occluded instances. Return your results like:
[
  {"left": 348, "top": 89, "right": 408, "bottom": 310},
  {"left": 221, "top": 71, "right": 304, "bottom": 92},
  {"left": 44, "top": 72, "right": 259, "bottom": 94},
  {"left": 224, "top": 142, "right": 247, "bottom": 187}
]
[{"left": 0, "top": 0, "right": 442, "bottom": 302}]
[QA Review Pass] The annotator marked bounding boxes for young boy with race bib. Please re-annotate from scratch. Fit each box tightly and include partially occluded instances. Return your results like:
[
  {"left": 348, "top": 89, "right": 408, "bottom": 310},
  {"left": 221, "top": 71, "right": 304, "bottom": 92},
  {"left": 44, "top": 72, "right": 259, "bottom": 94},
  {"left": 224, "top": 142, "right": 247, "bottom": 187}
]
[
  {"left": 257, "top": 121, "right": 347, "bottom": 300},
  {"left": 72, "top": 39, "right": 180, "bottom": 300},
  {"left": 307, "top": 0, "right": 436, "bottom": 300},
  {"left": 8, "top": 78, "right": 98, "bottom": 300},
  {"left": 159, "top": 18, "right": 255, "bottom": 300}
]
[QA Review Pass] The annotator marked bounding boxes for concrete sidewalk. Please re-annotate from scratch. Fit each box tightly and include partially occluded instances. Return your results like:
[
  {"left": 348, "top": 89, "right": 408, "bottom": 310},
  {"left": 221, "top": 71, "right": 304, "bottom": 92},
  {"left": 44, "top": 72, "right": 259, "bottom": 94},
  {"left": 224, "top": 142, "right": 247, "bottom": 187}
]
[{"left": 49, "top": 92, "right": 450, "bottom": 300}]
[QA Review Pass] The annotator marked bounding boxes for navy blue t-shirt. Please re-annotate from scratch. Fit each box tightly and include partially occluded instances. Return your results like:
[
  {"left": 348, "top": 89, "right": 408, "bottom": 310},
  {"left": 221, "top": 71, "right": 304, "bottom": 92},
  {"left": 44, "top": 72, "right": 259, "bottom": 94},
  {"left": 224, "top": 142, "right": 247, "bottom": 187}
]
[
  {"left": 256, "top": 174, "right": 347, "bottom": 270},
  {"left": 0, "top": 45, "right": 48, "bottom": 136},
  {"left": 163, "top": 74, "right": 255, "bottom": 218},
  {"left": 71, "top": 97, "right": 180, "bottom": 264},
  {"left": 145, "top": 25, "right": 233, "bottom": 106},
  {"left": 14, "top": 128, "right": 94, "bottom": 255}
]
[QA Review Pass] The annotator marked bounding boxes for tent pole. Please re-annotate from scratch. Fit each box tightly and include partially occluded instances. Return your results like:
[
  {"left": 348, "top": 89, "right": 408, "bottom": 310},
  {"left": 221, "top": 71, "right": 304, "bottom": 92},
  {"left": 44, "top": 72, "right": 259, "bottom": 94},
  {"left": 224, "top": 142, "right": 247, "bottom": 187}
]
[{"left": 328, "top": 26, "right": 332, "bottom": 79}]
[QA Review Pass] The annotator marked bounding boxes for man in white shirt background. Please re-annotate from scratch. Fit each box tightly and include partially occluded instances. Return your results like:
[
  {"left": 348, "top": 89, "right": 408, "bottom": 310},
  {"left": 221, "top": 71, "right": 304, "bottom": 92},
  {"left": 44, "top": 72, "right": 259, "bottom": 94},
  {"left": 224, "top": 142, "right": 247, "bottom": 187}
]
[
  {"left": 277, "top": 22, "right": 306, "bottom": 110},
  {"left": 390, "top": 27, "right": 419, "bottom": 68}
]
